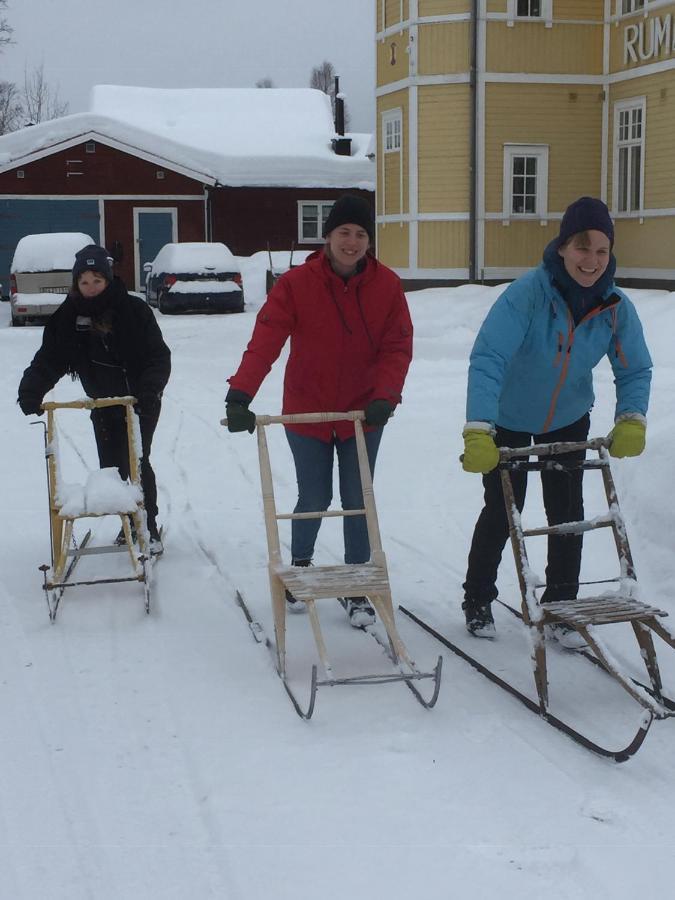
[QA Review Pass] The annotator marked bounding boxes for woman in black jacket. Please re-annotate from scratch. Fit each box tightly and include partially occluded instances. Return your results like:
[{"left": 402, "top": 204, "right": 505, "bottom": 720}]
[{"left": 18, "top": 245, "right": 171, "bottom": 550}]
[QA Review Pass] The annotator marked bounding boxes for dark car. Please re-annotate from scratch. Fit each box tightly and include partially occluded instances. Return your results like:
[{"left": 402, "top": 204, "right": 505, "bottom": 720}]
[{"left": 144, "top": 242, "right": 244, "bottom": 314}]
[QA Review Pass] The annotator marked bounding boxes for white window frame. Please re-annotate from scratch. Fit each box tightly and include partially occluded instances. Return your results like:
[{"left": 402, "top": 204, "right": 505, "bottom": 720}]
[
  {"left": 503, "top": 144, "right": 549, "bottom": 219},
  {"left": 297, "top": 200, "right": 334, "bottom": 244},
  {"left": 613, "top": 97, "right": 646, "bottom": 214},
  {"left": 382, "top": 108, "right": 402, "bottom": 154},
  {"left": 617, "top": 0, "right": 646, "bottom": 16},
  {"left": 507, "top": 0, "right": 553, "bottom": 20}
]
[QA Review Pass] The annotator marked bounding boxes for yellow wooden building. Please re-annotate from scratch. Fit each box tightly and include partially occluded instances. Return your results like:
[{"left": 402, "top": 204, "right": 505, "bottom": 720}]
[{"left": 376, "top": 0, "right": 675, "bottom": 287}]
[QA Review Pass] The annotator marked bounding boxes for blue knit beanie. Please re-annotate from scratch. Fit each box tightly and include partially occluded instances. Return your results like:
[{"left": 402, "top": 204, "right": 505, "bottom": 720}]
[{"left": 556, "top": 197, "right": 614, "bottom": 248}]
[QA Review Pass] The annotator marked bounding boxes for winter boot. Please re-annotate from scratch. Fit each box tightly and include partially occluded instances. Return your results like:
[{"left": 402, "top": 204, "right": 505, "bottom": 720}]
[
  {"left": 462, "top": 598, "right": 496, "bottom": 639},
  {"left": 115, "top": 516, "right": 137, "bottom": 547},
  {"left": 285, "top": 559, "right": 311, "bottom": 613},
  {"left": 546, "top": 622, "right": 587, "bottom": 650},
  {"left": 148, "top": 521, "right": 164, "bottom": 556},
  {"left": 340, "top": 596, "right": 376, "bottom": 629}
]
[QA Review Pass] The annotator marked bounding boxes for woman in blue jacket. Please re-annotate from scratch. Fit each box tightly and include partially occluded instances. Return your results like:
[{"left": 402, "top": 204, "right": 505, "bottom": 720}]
[{"left": 461, "top": 197, "right": 652, "bottom": 647}]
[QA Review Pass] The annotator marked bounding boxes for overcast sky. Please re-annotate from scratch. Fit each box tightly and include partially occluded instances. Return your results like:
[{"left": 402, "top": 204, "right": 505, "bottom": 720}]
[{"left": 1, "top": 0, "right": 376, "bottom": 132}]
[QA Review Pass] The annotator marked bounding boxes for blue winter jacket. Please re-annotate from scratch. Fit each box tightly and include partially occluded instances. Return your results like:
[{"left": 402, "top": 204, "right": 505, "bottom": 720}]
[{"left": 466, "top": 264, "right": 652, "bottom": 434}]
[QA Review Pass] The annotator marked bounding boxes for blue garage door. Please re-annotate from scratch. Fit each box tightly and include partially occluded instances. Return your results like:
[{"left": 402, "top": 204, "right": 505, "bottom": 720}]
[{"left": 0, "top": 199, "right": 101, "bottom": 296}]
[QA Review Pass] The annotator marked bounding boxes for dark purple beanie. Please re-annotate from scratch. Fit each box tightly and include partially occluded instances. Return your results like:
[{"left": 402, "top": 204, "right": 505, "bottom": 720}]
[
  {"left": 556, "top": 196, "right": 614, "bottom": 248},
  {"left": 72, "top": 244, "right": 113, "bottom": 282}
]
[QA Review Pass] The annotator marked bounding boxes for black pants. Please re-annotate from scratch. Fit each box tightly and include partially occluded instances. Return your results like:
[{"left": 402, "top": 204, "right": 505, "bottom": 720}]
[
  {"left": 91, "top": 404, "right": 161, "bottom": 527},
  {"left": 463, "top": 413, "right": 590, "bottom": 606}
]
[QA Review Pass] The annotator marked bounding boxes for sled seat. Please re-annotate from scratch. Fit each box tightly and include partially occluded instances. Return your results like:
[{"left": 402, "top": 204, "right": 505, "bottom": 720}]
[
  {"left": 275, "top": 562, "right": 389, "bottom": 602},
  {"left": 541, "top": 597, "right": 668, "bottom": 627}
]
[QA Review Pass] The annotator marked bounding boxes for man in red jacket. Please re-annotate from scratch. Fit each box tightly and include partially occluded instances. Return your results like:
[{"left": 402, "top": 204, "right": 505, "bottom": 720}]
[{"left": 226, "top": 194, "right": 413, "bottom": 627}]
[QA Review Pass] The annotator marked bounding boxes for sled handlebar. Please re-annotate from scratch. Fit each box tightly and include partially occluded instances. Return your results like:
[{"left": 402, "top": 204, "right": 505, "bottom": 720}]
[
  {"left": 220, "top": 410, "right": 366, "bottom": 427},
  {"left": 41, "top": 396, "right": 138, "bottom": 411}
]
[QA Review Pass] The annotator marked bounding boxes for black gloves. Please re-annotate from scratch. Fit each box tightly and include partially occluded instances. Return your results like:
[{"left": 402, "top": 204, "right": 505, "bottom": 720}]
[
  {"left": 225, "top": 388, "right": 256, "bottom": 434},
  {"left": 18, "top": 395, "right": 43, "bottom": 416},
  {"left": 364, "top": 399, "right": 395, "bottom": 427}
]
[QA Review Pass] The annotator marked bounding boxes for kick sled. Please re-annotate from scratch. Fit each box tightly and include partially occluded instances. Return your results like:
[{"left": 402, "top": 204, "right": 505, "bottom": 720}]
[
  {"left": 223, "top": 410, "right": 442, "bottom": 719},
  {"left": 37, "top": 397, "right": 156, "bottom": 621},
  {"left": 403, "top": 437, "right": 675, "bottom": 761}
]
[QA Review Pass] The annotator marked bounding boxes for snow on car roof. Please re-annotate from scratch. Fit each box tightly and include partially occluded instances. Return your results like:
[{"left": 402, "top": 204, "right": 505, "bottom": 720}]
[
  {"left": 151, "top": 242, "right": 239, "bottom": 274},
  {"left": 11, "top": 233, "right": 94, "bottom": 272}
]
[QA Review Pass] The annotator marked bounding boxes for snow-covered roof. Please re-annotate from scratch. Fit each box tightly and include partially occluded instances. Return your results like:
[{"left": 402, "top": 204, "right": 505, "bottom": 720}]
[{"left": 0, "top": 86, "right": 374, "bottom": 190}]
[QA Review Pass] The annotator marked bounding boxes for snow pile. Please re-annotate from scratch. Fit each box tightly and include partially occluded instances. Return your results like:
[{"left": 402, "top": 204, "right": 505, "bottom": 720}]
[
  {"left": 56, "top": 468, "right": 142, "bottom": 517},
  {"left": 168, "top": 280, "right": 240, "bottom": 294},
  {"left": 11, "top": 233, "right": 94, "bottom": 273}
]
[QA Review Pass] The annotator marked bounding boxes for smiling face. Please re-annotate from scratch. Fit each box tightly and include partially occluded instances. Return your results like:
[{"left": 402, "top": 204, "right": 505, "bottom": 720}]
[
  {"left": 558, "top": 229, "right": 611, "bottom": 288},
  {"left": 325, "top": 223, "right": 370, "bottom": 276},
  {"left": 77, "top": 270, "right": 109, "bottom": 298}
]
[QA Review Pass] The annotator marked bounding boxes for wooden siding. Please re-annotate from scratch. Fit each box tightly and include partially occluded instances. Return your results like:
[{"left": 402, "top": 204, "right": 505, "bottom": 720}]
[
  {"left": 377, "top": 221, "right": 409, "bottom": 267},
  {"left": 614, "top": 217, "right": 675, "bottom": 268},
  {"left": 419, "top": 0, "right": 470, "bottom": 15},
  {"left": 210, "top": 187, "right": 373, "bottom": 258},
  {"left": 608, "top": 71, "right": 675, "bottom": 210},
  {"left": 487, "top": 21, "right": 603, "bottom": 74},
  {"left": 484, "top": 83, "right": 603, "bottom": 213},
  {"left": 418, "top": 220, "right": 468, "bottom": 267},
  {"left": 377, "top": 28, "right": 411, "bottom": 85},
  {"left": 486, "top": 0, "right": 505, "bottom": 12},
  {"left": 378, "top": 0, "right": 410, "bottom": 31},
  {"left": 418, "top": 84, "right": 471, "bottom": 212},
  {"left": 377, "top": 92, "right": 409, "bottom": 216},
  {"left": 0, "top": 141, "right": 206, "bottom": 196},
  {"left": 484, "top": 219, "right": 559, "bottom": 268},
  {"left": 418, "top": 21, "right": 470, "bottom": 75}
]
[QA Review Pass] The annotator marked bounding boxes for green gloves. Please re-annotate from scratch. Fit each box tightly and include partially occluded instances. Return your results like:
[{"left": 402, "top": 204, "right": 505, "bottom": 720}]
[
  {"left": 609, "top": 417, "right": 646, "bottom": 458},
  {"left": 225, "top": 389, "right": 256, "bottom": 434},
  {"left": 462, "top": 425, "right": 500, "bottom": 473}
]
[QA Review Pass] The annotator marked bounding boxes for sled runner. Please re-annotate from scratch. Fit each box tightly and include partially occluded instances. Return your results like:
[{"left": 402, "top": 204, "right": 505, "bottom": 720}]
[
  {"left": 37, "top": 397, "right": 156, "bottom": 621},
  {"left": 404, "top": 437, "right": 675, "bottom": 761},
  {"left": 223, "top": 410, "right": 442, "bottom": 719}
]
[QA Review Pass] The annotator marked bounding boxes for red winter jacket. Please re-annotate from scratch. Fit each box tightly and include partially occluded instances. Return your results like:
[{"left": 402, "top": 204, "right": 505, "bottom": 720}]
[{"left": 228, "top": 249, "right": 413, "bottom": 440}]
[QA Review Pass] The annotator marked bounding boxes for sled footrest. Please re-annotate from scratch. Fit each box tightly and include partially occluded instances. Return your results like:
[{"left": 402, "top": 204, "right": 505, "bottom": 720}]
[{"left": 541, "top": 597, "right": 668, "bottom": 627}]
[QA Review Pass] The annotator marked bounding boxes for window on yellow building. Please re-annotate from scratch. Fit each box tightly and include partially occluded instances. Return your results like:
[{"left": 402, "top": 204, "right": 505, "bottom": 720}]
[
  {"left": 503, "top": 145, "right": 549, "bottom": 218},
  {"left": 382, "top": 109, "right": 402, "bottom": 153},
  {"left": 614, "top": 99, "right": 645, "bottom": 213},
  {"left": 619, "top": 0, "right": 645, "bottom": 15},
  {"left": 507, "top": 0, "right": 552, "bottom": 19}
]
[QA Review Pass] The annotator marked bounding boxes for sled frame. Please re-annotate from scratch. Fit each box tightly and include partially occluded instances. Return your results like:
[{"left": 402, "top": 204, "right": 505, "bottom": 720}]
[
  {"left": 39, "top": 397, "right": 152, "bottom": 621},
  {"left": 500, "top": 437, "right": 675, "bottom": 720},
  {"left": 225, "top": 410, "right": 441, "bottom": 716}
]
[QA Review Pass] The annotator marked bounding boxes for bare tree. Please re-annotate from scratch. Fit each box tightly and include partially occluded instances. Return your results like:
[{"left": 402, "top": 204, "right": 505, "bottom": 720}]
[
  {"left": 22, "top": 63, "right": 68, "bottom": 125},
  {"left": 309, "top": 60, "right": 350, "bottom": 130},
  {"left": 0, "top": 80, "right": 23, "bottom": 134},
  {"left": 0, "top": 0, "right": 12, "bottom": 54},
  {"left": 255, "top": 77, "right": 275, "bottom": 88}
]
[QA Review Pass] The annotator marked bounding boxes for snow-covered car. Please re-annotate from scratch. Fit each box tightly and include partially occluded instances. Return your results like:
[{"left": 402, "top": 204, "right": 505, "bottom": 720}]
[
  {"left": 10, "top": 232, "right": 94, "bottom": 326},
  {"left": 144, "top": 242, "right": 244, "bottom": 315}
]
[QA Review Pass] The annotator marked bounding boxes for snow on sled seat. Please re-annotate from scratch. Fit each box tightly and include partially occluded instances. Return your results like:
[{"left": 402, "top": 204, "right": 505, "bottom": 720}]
[{"left": 38, "top": 397, "right": 155, "bottom": 621}]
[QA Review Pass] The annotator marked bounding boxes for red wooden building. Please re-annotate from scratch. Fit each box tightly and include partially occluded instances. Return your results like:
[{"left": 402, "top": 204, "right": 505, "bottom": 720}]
[{"left": 0, "top": 87, "right": 374, "bottom": 292}]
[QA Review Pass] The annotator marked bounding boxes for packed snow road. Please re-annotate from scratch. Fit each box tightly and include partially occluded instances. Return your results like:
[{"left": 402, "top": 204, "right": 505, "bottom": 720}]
[{"left": 1, "top": 277, "right": 674, "bottom": 899}]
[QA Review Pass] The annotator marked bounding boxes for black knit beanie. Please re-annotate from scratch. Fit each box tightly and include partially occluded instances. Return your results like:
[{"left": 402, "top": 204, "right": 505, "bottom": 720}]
[
  {"left": 72, "top": 245, "right": 114, "bottom": 282},
  {"left": 323, "top": 195, "right": 375, "bottom": 242},
  {"left": 556, "top": 197, "right": 614, "bottom": 249}
]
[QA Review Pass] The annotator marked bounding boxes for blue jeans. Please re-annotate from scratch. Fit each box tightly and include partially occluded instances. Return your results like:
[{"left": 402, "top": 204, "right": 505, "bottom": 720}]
[{"left": 285, "top": 427, "right": 384, "bottom": 564}]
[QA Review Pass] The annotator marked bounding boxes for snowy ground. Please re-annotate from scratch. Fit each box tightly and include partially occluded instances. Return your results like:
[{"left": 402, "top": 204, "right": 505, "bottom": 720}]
[{"left": 1, "top": 261, "right": 674, "bottom": 899}]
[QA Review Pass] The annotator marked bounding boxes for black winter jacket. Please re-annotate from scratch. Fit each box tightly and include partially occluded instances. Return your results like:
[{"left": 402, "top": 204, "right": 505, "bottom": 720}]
[{"left": 18, "top": 278, "right": 171, "bottom": 409}]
